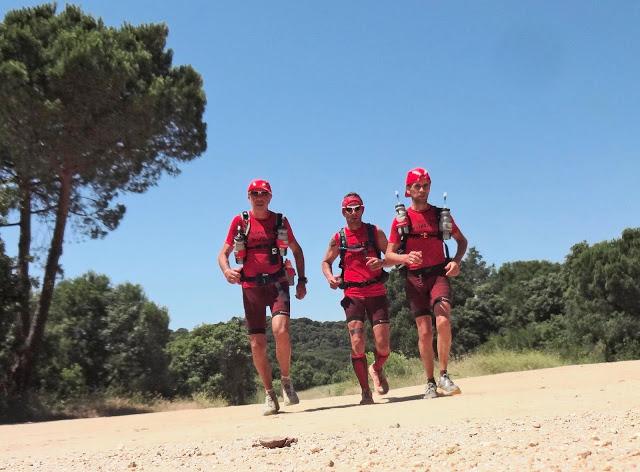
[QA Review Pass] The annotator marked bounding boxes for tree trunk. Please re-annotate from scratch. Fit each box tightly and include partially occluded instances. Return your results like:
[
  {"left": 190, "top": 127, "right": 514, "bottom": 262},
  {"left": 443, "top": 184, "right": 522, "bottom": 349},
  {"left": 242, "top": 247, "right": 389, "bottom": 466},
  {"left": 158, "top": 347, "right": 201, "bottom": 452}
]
[
  {"left": 16, "top": 177, "right": 32, "bottom": 341},
  {"left": 10, "top": 171, "right": 72, "bottom": 393}
]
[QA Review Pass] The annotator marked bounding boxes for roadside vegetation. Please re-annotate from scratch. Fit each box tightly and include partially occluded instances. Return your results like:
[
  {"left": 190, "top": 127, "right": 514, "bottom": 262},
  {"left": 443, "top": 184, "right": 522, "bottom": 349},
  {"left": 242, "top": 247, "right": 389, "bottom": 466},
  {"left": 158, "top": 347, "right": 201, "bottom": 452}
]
[{"left": 2, "top": 228, "right": 639, "bottom": 422}]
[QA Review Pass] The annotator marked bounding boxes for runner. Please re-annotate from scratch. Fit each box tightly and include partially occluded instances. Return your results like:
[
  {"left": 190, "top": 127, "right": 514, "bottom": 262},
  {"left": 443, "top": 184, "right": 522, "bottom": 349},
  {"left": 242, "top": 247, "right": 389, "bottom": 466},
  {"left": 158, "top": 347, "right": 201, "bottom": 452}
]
[
  {"left": 218, "top": 179, "right": 307, "bottom": 415},
  {"left": 384, "top": 168, "right": 468, "bottom": 399},
  {"left": 321, "top": 193, "right": 393, "bottom": 405}
]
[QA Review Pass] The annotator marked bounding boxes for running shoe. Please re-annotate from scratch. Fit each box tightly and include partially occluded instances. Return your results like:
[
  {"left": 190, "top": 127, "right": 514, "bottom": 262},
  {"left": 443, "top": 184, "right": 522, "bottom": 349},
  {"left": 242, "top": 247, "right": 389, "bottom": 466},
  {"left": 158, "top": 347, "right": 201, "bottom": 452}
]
[
  {"left": 281, "top": 377, "right": 300, "bottom": 406},
  {"left": 423, "top": 379, "right": 438, "bottom": 399},
  {"left": 263, "top": 389, "right": 280, "bottom": 416},
  {"left": 437, "top": 372, "right": 462, "bottom": 395},
  {"left": 360, "top": 389, "right": 374, "bottom": 405},
  {"left": 368, "top": 364, "right": 390, "bottom": 395}
]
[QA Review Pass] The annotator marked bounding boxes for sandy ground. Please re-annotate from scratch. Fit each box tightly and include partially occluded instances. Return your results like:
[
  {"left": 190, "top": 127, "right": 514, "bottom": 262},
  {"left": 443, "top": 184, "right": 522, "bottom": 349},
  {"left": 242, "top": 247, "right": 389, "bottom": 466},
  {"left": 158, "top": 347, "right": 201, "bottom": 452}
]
[{"left": 1, "top": 360, "right": 639, "bottom": 471}]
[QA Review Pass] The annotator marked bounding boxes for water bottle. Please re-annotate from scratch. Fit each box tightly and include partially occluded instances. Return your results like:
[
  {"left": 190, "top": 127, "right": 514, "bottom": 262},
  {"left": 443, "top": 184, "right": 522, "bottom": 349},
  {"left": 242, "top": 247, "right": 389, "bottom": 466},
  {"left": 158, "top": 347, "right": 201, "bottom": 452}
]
[
  {"left": 394, "top": 191, "right": 410, "bottom": 236},
  {"left": 440, "top": 208, "right": 453, "bottom": 240},
  {"left": 277, "top": 226, "right": 288, "bottom": 256},
  {"left": 439, "top": 192, "right": 452, "bottom": 240},
  {"left": 233, "top": 226, "right": 246, "bottom": 264}
]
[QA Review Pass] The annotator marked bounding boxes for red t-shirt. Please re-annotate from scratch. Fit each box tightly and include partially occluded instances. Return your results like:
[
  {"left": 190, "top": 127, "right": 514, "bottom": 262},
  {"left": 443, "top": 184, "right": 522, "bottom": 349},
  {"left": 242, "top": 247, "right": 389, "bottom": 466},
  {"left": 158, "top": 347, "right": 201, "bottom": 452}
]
[
  {"left": 333, "top": 224, "right": 386, "bottom": 298},
  {"left": 225, "top": 211, "right": 296, "bottom": 288},
  {"left": 388, "top": 206, "right": 459, "bottom": 270}
]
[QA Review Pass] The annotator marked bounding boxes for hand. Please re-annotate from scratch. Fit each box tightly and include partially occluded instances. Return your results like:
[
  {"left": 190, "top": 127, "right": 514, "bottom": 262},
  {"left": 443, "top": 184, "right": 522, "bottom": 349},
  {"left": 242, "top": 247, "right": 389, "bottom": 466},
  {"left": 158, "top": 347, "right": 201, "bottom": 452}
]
[
  {"left": 295, "top": 281, "right": 307, "bottom": 300},
  {"left": 327, "top": 275, "right": 341, "bottom": 290},
  {"left": 365, "top": 257, "right": 384, "bottom": 271},
  {"left": 404, "top": 251, "right": 423, "bottom": 266},
  {"left": 223, "top": 268, "right": 242, "bottom": 284},
  {"left": 445, "top": 260, "right": 460, "bottom": 277}
]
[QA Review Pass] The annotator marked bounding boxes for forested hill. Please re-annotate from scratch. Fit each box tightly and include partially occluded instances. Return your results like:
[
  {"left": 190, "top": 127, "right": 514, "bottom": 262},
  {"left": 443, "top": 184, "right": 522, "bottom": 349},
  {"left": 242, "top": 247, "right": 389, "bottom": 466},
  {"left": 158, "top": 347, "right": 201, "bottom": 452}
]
[
  {"left": 266, "top": 317, "right": 351, "bottom": 389},
  {"left": 283, "top": 318, "right": 350, "bottom": 360}
]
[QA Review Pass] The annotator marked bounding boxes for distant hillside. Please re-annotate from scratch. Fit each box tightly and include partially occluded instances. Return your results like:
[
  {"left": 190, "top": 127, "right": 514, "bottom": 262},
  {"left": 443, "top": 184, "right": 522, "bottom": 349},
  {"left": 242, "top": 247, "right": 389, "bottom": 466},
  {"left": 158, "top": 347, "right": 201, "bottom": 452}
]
[{"left": 266, "top": 317, "right": 352, "bottom": 389}]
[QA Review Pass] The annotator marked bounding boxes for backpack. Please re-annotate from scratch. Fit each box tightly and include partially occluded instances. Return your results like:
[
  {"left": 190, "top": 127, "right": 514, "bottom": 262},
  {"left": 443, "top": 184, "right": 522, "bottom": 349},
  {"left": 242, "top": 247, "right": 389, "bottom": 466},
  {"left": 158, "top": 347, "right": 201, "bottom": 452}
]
[
  {"left": 337, "top": 223, "right": 388, "bottom": 288},
  {"left": 240, "top": 211, "right": 285, "bottom": 266},
  {"left": 398, "top": 207, "right": 450, "bottom": 260}
]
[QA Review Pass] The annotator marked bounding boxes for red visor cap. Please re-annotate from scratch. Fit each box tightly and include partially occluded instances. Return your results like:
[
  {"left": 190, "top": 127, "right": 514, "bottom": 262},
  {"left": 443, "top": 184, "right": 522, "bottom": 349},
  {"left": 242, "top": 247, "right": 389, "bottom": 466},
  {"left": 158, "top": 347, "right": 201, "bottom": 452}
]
[
  {"left": 247, "top": 179, "right": 272, "bottom": 194},
  {"left": 342, "top": 195, "right": 364, "bottom": 208},
  {"left": 404, "top": 167, "right": 431, "bottom": 196}
]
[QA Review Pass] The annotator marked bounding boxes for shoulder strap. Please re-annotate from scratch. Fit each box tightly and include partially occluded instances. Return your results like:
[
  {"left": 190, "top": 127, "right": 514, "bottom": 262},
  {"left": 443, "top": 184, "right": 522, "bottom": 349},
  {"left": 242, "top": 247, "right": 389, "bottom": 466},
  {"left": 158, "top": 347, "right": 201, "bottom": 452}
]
[
  {"left": 338, "top": 228, "right": 347, "bottom": 269},
  {"left": 431, "top": 205, "right": 450, "bottom": 259},
  {"left": 271, "top": 213, "right": 284, "bottom": 265},
  {"left": 366, "top": 223, "right": 381, "bottom": 258},
  {"left": 241, "top": 211, "right": 250, "bottom": 236},
  {"left": 432, "top": 206, "right": 443, "bottom": 240}
]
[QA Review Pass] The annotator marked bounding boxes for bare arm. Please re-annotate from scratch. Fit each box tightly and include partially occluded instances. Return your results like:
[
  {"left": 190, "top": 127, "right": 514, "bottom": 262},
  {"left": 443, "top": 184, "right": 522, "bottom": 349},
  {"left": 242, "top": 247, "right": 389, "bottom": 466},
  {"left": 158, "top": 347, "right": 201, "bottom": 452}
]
[
  {"left": 384, "top": 241, "right": 423, "bottom": 267},
  {"left": 289, "top": 239, "right": 307, "bottom": 299},
  {"left": 217, "top": 243, "right": 241, "bottom": 284},
  {"left": 366, "top": 228, "right": 393, "bottom": 270},
  {"left": 444, "top": 228, "right": 468, "bottom": 277},
  {"left": 321, "top": 237, "right": 342, "bottom": 289}
]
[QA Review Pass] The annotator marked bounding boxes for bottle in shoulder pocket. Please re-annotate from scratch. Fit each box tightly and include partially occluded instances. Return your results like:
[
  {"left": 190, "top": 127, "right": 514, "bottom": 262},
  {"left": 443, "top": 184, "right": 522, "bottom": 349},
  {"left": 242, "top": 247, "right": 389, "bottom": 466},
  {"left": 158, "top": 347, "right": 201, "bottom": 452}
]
[
  {"left": 233, "top": 225, "right": 246, "bottom": 264},
  {"left": 395, "top": 202, "right": 410, "bottom": 236},
  {"left": 277, "top": 226, "right": 288, "bottom": 256},
  {"left": 439, "top": 207, "right": 452, "bottom": 240}
]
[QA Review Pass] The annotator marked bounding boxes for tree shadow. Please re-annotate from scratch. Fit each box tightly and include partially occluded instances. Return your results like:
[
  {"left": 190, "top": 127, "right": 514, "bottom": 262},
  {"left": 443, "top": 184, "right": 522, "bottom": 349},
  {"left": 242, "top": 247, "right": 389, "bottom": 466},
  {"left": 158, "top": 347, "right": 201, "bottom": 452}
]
[{"left": 1, "top": 401, "right": 154, "bottom": 425}]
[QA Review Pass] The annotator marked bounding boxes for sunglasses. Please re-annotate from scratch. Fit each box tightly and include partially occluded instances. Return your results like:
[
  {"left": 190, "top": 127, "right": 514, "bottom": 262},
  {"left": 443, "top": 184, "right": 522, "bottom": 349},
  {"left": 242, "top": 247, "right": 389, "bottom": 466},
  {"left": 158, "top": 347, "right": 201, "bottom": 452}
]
[
  {"left": 410, "top": 183, "right": 430, "bottom": 191},
  {"left": 343, "top": 205, "right": 363, "bottom": 214},
  {"left": 249, "top": 190, "right": 270, "bottom": 197}
]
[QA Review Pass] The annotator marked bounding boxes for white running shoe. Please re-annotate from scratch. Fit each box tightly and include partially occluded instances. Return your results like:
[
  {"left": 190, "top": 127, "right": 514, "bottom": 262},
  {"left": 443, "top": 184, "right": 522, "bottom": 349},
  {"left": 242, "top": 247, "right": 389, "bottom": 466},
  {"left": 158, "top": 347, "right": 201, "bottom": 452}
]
[{"left": 263, "top": 389, "right": 280, "bottom": 416}]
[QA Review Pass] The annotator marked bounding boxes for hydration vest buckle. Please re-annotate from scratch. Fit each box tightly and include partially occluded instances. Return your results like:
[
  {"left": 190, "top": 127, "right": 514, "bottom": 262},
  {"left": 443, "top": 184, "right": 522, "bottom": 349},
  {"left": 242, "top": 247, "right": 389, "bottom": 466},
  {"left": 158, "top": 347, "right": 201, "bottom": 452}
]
[{"left": 256, "top": 273, "right": 270, "bottom": 285}]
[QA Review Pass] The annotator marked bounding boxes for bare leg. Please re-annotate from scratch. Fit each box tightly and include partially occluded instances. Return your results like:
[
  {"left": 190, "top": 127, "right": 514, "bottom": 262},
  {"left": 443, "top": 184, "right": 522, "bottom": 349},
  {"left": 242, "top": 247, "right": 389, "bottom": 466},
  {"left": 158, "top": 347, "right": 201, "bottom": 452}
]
[
  {"left": 434, "top": 301, "right": 452, "bottom": 373},
  {"left": 271, "top": 314, "right": 291, "bottom": 378},
  {"left": 348, "top": 320, "right": 366, "bottom": 357},
  {"left": 415, "top": 316, "right": 435, "bottom": 380},
  {"left": 249, "top": 333, "right": 273, "bottom": 390},
  {"left": 370, "top": 323, "right": 391, "bottom": 394},
  {"left": 372, "top": 323, "right": 391, "bottom": 359}
]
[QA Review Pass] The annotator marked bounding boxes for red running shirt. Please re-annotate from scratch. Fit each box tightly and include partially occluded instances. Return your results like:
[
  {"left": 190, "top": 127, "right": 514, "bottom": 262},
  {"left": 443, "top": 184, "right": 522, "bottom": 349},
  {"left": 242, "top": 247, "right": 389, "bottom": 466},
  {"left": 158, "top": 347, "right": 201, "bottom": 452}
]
[
  {"left": 333, "top": 224, "right": 386, "bottom": 298},
  {"left": 225, "top": 211, "right": 296, "bottom": 288},
  {"left": 388, "top": 206, "right": 460, "bottom": 270}
]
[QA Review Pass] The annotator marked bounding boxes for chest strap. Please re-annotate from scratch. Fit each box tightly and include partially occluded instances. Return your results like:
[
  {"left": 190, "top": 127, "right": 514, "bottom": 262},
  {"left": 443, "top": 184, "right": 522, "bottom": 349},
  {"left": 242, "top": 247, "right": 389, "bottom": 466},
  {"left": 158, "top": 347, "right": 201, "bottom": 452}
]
[
  {"left": 340, "top": 271, "right": 389, "bottom": 289},
  {"left": 406, "top": 231, "right": 440, "bottom": 239},
  {"left": 240, "top": 267, "right": 286, "bottom": 285},
  {"left": 400, "top": 262, "right": 447, "bottom": 278}
]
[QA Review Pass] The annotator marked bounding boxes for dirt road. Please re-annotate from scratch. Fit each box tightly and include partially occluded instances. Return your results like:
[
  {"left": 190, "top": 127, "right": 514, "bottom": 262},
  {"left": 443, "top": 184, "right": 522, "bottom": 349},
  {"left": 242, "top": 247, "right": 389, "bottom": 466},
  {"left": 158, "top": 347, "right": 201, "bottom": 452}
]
[{"left": 1, "top": 360, "right": 639, "bottom": 471}]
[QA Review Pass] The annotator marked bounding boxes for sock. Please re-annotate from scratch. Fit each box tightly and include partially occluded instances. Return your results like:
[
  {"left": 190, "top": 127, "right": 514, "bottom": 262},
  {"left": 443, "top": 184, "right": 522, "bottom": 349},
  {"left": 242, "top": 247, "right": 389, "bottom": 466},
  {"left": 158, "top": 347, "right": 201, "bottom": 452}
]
[
  {"left": 351, "top": 354, "right": 370, "bottom": 391},
  {"left": 440, "top": 369, "right": 447, "bottom": 376},
  {"left": 373, "top": 352, "right": 389, "bottom": 372}
]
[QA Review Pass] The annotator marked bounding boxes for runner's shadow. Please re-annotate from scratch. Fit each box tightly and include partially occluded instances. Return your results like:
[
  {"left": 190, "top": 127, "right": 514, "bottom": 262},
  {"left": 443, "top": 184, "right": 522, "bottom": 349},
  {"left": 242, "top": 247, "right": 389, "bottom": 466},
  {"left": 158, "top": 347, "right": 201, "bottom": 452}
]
[
  {"left": 300, "top": 402, "right": 363, "bottom": 413},
  {"left": 381, "top": 394, "right": 425, "bottom": 403}
]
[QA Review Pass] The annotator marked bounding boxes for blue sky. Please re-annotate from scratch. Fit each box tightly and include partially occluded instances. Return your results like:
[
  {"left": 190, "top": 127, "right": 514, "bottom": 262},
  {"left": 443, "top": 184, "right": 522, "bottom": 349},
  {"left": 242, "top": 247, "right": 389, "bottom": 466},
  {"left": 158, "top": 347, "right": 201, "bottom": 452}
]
[{"left": 2, "top": 1, "right": 639, "bottom": 329}]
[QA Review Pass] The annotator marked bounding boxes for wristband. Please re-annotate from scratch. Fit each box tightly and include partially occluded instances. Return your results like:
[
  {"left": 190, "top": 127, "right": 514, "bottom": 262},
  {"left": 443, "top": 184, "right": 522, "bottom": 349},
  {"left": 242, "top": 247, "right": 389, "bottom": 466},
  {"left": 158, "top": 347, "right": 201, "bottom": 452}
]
[{"left": 298, "top": 277, "right": 308, "bottom": 284}]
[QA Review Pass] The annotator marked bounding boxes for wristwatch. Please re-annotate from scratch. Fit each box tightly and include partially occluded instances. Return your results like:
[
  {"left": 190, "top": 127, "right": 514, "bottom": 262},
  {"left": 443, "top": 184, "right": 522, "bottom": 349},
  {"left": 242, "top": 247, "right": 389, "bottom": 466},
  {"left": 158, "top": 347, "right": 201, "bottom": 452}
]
[{"left": 298, "top": 277, "right": 308, "bottom": 284}]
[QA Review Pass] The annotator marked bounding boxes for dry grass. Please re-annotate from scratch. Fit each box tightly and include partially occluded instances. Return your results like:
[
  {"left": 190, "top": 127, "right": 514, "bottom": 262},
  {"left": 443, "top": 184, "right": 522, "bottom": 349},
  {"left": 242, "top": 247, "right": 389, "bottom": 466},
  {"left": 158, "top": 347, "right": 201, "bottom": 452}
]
[
  {"left": 298, "top": 349, "right": 571, "bottom": 401},
  {"left": 4, "top": 350, "right": 573, "bottom": 423}
]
